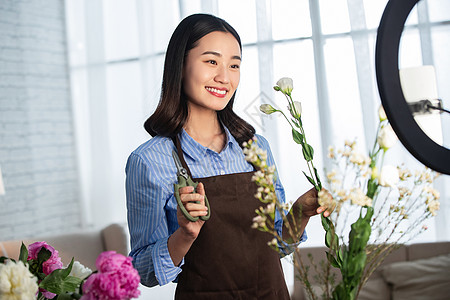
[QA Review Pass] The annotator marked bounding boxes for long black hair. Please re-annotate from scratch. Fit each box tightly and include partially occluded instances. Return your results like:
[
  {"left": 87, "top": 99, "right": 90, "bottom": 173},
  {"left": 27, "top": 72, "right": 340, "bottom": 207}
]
[{"left": 144, "top": 13, "right": 255, "bottom": 146}]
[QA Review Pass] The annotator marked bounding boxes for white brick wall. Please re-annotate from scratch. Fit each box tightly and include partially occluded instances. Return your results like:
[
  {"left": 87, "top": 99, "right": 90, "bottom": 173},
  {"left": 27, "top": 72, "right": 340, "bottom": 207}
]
[{"left": 0, "top": 0, "right": 81, "bottom": 240}]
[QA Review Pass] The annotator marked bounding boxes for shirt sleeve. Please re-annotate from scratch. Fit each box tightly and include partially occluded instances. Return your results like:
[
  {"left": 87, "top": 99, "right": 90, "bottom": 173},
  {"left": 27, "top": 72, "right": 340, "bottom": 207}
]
[
  {"left": 255, "top": 135, "right": 308, "bottom": 256},
  {"left": 126, "top": 153, "right": 183, "bottom": 286}
]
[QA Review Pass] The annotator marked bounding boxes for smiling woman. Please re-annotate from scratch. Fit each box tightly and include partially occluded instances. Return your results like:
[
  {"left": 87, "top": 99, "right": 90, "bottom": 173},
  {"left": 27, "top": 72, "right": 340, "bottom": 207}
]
[{"left": 125, "top": 13, "right": 327, "bottom": 300}]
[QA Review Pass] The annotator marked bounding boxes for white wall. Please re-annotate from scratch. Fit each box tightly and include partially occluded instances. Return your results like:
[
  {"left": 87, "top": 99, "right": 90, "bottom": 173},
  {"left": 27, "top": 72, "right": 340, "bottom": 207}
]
[{"left": 0, "top": 0, "right": 82, "bottom": 239}]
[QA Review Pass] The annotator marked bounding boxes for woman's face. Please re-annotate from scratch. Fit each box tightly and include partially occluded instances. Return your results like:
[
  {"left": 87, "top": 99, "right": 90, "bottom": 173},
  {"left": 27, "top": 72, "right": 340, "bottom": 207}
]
[{"left": 183, "top": 31, "right": 241, "bottom": 112}]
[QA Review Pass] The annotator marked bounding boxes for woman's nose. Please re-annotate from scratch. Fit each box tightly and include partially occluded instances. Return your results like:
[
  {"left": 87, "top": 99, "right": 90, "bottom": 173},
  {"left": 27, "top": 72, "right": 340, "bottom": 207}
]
[{"left": 215, "top": 65, "right": 230, "bottom": 84}]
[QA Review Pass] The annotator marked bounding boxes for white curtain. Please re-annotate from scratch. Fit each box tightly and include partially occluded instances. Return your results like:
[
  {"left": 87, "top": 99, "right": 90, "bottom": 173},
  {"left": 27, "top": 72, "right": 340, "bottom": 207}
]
[{"left": 65, "top": 0, "right": 450, "bottom": 297}]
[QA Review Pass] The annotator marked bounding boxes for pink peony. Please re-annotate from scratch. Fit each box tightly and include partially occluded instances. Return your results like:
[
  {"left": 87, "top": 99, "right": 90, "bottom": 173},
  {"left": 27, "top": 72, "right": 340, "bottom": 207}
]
[
  {"left": 81, "top": 251, "right": 140, "bottom": 300},
  {"left": 27, "top": 241, "right": 63, "bottom": 275},
  {"left": 28, "top": 241, "right": 64, "bottom": 299}
]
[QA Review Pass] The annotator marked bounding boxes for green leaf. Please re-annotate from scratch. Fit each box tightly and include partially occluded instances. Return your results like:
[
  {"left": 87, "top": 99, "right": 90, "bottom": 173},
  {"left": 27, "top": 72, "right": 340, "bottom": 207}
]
[
  {"left": 313, "top": 167, "right": 322, "bottom": 190},
  {"left": 55, "top": 293, "right": 78, "bottom": 300},
  {"left": 337, "top": 247, "right": 344, "bottom": 265},
  {"left": 321, "top": 214, "right": 330, "bottom": 231},
  {"left": 39, "top": 258, "right": 82, "bottom": 294},
  {"left": 37, "top": 248, "right": 52, "bottom": 265},
  {"left": 325, "top": 230, "right": 339, "bottom": 251},
  {"left": 366, "top": 179, "right": 378, "bottom": 199},
  {"left": 291, "top": 128, "right": 303, "bottom": 144},
  {"left": 291, "top": 119, "right": 301, "bottom": 128},
  {"left": 326, "top": 251, "right": 340, "bottom": 268},
  {"left": 19, "top": 242, "right": 28, "bottom": 264},
  {"left": 302, "top": 171, "right": 315, "bottom": 187},
  {"left": 302, "top": 144, "right": 314, "bottom": 161}
]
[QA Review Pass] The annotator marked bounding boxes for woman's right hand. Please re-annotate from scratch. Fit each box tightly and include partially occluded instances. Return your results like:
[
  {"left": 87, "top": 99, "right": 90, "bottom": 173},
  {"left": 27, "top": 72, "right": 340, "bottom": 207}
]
[{"left": 177, "top": 182, "right": 208, "bottom": 240}]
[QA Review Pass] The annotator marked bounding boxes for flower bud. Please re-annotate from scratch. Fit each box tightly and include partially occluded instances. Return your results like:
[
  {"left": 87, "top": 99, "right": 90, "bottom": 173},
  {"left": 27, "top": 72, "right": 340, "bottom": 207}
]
[
  {"left": 289, "top": 101, "right": 302, "bottom": 119},
  {"left": 260, "top": 104, "right": 277, "bottom": 115},
  {"left": 371, "top": 166, "right": 378, "bottom": 180},
  {"left": 378, "top": 105, "right": 387, "bottom": 121},
  {"left": 377, "top": 124, "right": 398, "bottom": 150},
  {"left": 275, "top": 77, "right": 293, "bottom": 95}
]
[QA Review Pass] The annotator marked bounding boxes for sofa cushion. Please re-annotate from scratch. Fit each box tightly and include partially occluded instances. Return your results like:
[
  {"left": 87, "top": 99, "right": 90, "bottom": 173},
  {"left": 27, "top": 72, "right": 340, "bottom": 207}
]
[
  {"left": 101, "top": 223, "right": 129, "bottom": 256},
  {"left": 358, "top": 277, "right": 390, "bottom": 300},
  {"left": 381, "top": 254, "right": 450, "bottom": 300}
]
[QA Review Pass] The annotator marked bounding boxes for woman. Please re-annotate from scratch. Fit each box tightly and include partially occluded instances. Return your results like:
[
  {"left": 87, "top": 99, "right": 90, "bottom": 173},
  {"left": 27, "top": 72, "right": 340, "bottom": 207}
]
[{"left": 126, "top": 13, "right": 330, "bottom": 299}]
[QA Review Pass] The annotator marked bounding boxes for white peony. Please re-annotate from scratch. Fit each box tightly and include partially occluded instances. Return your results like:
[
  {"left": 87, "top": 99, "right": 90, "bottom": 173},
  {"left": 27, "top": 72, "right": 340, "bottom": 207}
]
[
  {"left": 275, "top": 77, "right": 293, "bottom": 95},
  {"left": 69, "top": 261, "right": 92, "bottom": 280},
  {"left": 0, "top": 260, "right": 38, "bottom": 300},
  {"left": 379, "top": 165, "right": 400, "bottom": 187},
  {"left": 377, "top": 124, "right": 398, "bottom": 150}
]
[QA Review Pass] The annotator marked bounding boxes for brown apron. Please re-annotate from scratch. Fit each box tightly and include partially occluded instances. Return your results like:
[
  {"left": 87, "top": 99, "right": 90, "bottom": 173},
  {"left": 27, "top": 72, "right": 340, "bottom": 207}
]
[{"left": 174, "top": 137, "right": 290, "bottom": 300}]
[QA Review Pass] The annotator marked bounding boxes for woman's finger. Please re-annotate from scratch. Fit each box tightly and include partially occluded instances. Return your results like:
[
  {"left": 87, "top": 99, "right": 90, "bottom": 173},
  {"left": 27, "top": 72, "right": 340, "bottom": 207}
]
[
  {"left": 179, "top": 185, "right": 194, "bottom": 195},
  {"left": 196, "top": 182, "right": 206, "bottom": 196},
  {"left": 181, "top": 193, "right": 204, "bottom": 204}
]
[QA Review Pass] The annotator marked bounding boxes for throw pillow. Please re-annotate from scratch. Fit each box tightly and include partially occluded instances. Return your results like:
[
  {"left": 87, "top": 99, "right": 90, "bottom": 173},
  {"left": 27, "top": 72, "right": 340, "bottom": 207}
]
[{"left": 381, "top": 253, "right": 450, "bottom": 300}]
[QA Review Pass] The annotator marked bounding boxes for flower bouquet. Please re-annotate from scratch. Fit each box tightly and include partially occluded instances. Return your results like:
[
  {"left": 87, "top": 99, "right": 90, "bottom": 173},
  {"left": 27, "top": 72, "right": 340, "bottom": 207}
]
[
  {"left": 245, "top": 78, "right": 440, "bottom": 300},
  {"left": 0, "top": 241, "right": 141, "bottom": 300}
]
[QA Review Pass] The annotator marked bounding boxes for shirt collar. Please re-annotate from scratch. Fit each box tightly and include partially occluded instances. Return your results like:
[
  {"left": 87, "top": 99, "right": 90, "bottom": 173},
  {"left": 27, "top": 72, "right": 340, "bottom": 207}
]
[{"left": 179, "top": 125, "right": 239, "bottom": 161}]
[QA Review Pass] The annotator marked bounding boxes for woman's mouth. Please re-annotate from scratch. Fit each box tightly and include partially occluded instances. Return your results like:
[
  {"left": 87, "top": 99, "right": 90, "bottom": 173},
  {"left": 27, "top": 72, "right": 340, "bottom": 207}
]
[{"left": 205, "top": 86, "right": 228, "bottom": 98}]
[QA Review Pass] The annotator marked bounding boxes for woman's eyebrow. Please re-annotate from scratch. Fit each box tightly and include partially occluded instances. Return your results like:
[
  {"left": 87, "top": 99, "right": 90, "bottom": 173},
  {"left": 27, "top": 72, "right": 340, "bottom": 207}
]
[{"left": 201, "top": 51, "right": 241, "bottom": 61}]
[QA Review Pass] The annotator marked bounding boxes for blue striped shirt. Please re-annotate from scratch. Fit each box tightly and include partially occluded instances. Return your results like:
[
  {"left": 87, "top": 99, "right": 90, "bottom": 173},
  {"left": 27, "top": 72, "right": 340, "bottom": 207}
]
[{"left": 125, "top": 127, "right": 306, "bottom": 287}]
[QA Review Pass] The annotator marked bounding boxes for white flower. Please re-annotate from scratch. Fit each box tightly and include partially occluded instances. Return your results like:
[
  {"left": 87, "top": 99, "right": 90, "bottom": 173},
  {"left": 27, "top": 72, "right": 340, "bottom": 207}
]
[
  {"left": 264, "top": 203, "right": 275, "bottom": 214},
  {"left": 0, "top": 260, "right": 38, "bottom": 300},
  {"left": 318, "top": 190, "right": 336, "bottom": 212},
  {"left": 378, "top": 105, "right": 387, "bottom": 121},
  {"left": 377, "top": 124, "right": 398, "bottom": 150},
  {"left": 69, "top": 261, "right": 92, "bottom": 280},
  {"left": 289, "top": 101, "right": 302, "bottom": 119},
  {"left": 426, "top": 199, "right": 440, "bottom": 216},
  {"left": 252, "top": 215, "right": 267, "bottom": 229},
  {"left": 327, "top": 146, "right": 335, "bottom": 159},
  {"left": 379, "top": 165, "right": 400, "bottom": 187},
  {"left": 274, "top": 77, "right": 293, "bottom": 95},
  {"left": 260, "top": 104, "right": 277, "bottom": 115},
  {"left": 267, "top": 238, "right": 278, "bottom": 247},
  {"left": 349, "top": 151, "right": 368, "bottom": 166},
  {"left": 349, "top": 188, "right": 372, "bottom": 207}
]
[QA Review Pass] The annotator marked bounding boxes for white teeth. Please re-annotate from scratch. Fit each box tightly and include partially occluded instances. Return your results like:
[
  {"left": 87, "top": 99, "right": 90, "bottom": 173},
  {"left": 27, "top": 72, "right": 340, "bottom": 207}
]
[{"left": 206, "top": 87, "right": 227, "bottom": 95}]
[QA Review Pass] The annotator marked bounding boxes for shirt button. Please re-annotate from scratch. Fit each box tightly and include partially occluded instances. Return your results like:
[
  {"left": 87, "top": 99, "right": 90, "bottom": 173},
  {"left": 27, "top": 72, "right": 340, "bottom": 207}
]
[{"left": 220, "top": 170, "right": 225, "bottom": 175}]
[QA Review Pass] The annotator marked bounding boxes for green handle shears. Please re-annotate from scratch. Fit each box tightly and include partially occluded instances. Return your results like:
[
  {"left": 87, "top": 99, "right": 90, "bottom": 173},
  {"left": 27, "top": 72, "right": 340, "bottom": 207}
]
[{"left": 172, "top": 150, "right": 211, "bottom": 222}]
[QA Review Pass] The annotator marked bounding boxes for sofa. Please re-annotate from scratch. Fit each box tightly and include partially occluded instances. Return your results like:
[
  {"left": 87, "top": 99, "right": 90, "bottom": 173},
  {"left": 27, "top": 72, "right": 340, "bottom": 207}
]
[
  {"left": 292, "top": 241, "right": 450, "bottom": 300},
  {"left": 0, "top": 223, "right": 129, "bottom": 270}
]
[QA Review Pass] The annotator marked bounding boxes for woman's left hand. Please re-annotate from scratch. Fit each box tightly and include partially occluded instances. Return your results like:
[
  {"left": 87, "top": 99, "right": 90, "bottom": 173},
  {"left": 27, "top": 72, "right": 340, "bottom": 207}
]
[{"left": 298, "top": 187, "right": 332, "bottom": 218}]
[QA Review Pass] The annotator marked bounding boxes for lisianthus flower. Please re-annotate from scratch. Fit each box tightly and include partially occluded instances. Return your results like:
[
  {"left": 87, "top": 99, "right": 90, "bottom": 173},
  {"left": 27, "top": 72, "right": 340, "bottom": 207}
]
[
  {"left": 274, "top": 77, "right": 293, "bottom": 95},
  {"left": 289, "top": 101, "right": 302, "bottom": 119},
  {"left": 260, "top": 104, "right": 277, "bottom": 115},
  {"left": 378, "top": 105, "right": 387, "bottom": 121},
  {"left": 377, "top": 124, "right": 398, "bottom": 150},
  {"left": 379, "top": 165, "right": 400, "bottom": 187},
  {"left": 0, "top": 260, "right": 38, "bottom": 300}
]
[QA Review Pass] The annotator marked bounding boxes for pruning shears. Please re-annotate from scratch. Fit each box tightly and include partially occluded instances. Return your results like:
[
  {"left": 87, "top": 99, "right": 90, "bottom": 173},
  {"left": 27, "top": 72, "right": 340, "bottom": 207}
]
[{"left": 172, "top": 150, "right": 211, "bottom": 222}]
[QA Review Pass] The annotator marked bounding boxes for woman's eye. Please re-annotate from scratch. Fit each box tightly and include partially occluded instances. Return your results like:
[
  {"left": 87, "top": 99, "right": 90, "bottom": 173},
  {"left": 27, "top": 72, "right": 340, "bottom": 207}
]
[
  {"left": 230, "top": 64, "right": 240, "bottom": 69},
  {"left": 206, "top": 60, "right": 217, "bottom": 65}
]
